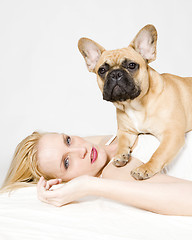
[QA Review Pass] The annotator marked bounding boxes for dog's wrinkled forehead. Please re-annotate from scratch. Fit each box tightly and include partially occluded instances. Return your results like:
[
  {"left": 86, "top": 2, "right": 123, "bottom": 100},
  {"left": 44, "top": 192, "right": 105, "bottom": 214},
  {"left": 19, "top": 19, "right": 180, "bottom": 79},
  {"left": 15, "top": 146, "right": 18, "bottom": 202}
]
[
  {"left": 97, "top": 47, "right": 144, "bottom": 69},
  {"left": 101, "top": 50, "right": 125, "bottom": 66}
]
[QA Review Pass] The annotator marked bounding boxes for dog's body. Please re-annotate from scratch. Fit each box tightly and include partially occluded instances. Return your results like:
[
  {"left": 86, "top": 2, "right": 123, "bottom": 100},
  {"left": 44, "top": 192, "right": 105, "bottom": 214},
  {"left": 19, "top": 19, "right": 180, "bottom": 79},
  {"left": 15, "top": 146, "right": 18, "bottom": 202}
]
[{"left": 78, "top": 25, "right": 192, "bottom": 180}]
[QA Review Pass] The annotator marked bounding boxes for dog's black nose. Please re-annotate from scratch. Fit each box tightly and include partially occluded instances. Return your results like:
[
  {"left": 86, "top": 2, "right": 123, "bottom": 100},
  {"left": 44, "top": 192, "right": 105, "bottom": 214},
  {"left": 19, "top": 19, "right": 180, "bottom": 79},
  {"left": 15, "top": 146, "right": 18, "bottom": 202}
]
[{"left": 109, "top": 70, "right": 123, "bottom": 81}]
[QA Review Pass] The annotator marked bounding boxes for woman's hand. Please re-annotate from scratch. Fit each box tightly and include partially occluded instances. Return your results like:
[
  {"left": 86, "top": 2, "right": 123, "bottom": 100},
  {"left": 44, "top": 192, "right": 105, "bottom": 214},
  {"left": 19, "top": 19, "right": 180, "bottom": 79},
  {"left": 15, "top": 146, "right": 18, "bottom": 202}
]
[{"left": 37, "top": 175, "right": 93, "bottom": 207}]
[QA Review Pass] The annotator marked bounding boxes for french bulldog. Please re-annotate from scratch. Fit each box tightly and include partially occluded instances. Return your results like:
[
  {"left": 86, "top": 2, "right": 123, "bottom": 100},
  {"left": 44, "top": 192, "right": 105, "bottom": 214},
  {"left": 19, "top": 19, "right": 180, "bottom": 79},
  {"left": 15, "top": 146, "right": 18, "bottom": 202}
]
[{"left": 78, "top": 24, "right": 192, "bottom": 180}]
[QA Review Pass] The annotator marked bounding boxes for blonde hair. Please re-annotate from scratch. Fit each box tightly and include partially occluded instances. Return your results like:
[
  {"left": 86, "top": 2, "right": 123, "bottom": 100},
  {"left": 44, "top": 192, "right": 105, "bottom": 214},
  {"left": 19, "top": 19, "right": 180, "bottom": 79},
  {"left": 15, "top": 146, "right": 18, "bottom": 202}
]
[{"left": 0, "top": 131, "right": 44, "bottom": 192}]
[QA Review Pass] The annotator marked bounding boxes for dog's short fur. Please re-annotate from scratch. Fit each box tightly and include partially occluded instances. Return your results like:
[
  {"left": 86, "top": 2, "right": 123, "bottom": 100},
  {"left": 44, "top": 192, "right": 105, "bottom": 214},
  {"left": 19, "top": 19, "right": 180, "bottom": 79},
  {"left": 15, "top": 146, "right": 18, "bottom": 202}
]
[{"left": 78, "top": 25, "right": 192, "bottom": 180}]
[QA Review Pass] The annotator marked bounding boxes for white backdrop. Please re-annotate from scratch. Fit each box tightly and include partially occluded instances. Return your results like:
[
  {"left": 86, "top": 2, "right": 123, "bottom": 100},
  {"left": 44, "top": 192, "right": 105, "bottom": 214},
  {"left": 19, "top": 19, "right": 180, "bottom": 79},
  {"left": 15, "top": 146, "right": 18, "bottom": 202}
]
[{"left": 0, "top": 0, "right": 192, "bottom": 185}]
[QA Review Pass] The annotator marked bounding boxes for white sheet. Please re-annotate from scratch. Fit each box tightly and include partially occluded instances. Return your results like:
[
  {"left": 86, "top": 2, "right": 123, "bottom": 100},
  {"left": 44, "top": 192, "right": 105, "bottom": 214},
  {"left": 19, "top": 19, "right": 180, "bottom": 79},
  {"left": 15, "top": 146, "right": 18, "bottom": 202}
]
[
  {"left": 0, "top": 132, "right": 192, "bottom": 239},
  {"left": 132, "top": 131, "right": 192, "bottom": 181},
  {"left": 0, "top": 186, "right": 192, "bottom": 240}
]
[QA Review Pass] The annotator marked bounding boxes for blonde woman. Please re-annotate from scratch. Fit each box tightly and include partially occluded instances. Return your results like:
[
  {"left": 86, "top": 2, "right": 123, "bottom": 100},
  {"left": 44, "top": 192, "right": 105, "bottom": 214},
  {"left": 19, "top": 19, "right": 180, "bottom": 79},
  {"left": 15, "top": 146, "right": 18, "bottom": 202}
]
[{"left": 1, "top": 131, "right": 192, "bottom": 216}]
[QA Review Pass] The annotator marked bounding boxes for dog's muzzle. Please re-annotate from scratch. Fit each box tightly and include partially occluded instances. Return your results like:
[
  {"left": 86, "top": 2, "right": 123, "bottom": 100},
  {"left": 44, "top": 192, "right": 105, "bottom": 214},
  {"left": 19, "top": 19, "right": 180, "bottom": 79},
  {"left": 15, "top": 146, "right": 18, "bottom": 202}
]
[{"left": 103, "top": 69, "right": 141, "bottom": 102}]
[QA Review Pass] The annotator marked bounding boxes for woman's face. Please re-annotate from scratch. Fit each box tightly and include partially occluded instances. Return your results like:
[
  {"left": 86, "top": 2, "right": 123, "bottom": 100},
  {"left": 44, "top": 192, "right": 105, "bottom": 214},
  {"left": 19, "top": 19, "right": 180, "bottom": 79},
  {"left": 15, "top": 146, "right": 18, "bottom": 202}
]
[{"left": 37, "top": 133, "right": 109, "bottom": 181}]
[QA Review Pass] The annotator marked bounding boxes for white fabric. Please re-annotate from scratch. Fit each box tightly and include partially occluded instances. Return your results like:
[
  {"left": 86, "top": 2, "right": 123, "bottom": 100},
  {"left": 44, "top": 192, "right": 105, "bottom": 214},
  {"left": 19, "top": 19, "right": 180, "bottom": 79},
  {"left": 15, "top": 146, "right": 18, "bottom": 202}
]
[
  {"left": 105, "top": 134, "right": 116, "bottom": 146},
  {"left": 0, "top": 187, "right": 192, "bottom": 240},
  {"left": 132, "top": 131, "right": 192, "bottom": 181},
  {"left": 0, "top": 132, "right": 192, "bottom": 239}
]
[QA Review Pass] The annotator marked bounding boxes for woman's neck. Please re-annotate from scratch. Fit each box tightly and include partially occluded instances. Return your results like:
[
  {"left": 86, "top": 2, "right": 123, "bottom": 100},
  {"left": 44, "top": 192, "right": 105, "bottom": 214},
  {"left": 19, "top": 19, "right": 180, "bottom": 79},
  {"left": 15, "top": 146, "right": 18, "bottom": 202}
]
[
  {"left": 104, "top": 142, "right": 118, "bottom": 164},
  {"left": 95, "top": 142, "right": 118, "bottom": 178}
]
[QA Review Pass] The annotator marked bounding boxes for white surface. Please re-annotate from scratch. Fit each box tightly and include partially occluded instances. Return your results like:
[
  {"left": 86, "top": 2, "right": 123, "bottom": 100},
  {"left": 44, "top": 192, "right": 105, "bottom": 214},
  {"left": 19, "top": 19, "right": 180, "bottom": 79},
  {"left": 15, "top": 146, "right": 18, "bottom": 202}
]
[
  {"left": 0, "top": 0, "right": 192, "bottom": 186},
  {"left": 0, "top": 186, "right": 192, "bottom": 240},
  {"left": 133, "top": 131, "right": 192, "bottom": 181}
]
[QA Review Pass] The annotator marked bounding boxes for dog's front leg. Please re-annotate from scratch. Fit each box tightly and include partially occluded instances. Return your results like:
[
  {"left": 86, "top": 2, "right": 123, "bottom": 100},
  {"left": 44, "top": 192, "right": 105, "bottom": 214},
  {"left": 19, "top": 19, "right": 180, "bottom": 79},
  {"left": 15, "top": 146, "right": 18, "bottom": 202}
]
[
  {"left": 113, "top": 129, "right": 138, "bottom": 167},
  {"left": 131, "top": 131, "right": 185, "bottom": 180}
]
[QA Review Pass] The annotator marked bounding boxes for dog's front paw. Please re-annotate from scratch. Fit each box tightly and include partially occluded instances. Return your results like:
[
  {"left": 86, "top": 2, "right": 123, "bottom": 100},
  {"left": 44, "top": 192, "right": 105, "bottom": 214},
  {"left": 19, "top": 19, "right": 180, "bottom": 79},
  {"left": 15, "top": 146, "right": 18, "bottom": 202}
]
[
  {"left": 112, "top": 153, "right": 130, "bottom": 167},
  {"left": 130, "top": 165, "right": 155, "bottom": 180}
]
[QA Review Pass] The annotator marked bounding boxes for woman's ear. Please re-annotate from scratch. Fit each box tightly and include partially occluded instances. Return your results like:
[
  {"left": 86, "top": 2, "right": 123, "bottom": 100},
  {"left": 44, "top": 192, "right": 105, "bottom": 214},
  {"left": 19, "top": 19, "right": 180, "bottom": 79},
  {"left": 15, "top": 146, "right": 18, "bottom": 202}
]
[{"left": 78, "top": 38, "right": 105, "bottom": 72}]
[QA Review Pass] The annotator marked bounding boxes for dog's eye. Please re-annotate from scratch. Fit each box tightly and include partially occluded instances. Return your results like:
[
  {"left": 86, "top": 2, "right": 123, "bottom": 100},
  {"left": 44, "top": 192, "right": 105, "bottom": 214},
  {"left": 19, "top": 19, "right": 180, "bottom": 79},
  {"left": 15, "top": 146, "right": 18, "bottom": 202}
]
[
  {"left": 128, "top": 62, "right": 137, "bottom": 70},
  {"left": 98, "top": 64, "right": 110, "bottom": 76},
  {"left": 98, "top": 67, "right": 107, "bottom": 75},
  {"left": 122, "top": 60, "right": 138, "bottom": 71}
]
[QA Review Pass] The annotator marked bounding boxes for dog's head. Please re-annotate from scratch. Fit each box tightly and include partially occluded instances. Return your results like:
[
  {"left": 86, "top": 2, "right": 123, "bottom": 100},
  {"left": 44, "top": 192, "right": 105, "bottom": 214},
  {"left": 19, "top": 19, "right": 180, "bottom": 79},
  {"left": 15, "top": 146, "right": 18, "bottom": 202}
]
[{"left": 78, "top": 24, "right": 157, "bottom": 103}]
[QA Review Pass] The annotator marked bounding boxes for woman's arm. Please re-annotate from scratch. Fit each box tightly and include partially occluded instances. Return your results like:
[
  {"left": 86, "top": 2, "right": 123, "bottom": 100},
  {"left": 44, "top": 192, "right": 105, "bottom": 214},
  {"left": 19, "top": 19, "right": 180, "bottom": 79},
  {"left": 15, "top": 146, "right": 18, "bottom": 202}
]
[
  {"left": 37, "top": 172, "right": 192, "bottom": 216},
  {"left": 89, "top": 177, "right": 192, "bottom": 216}
]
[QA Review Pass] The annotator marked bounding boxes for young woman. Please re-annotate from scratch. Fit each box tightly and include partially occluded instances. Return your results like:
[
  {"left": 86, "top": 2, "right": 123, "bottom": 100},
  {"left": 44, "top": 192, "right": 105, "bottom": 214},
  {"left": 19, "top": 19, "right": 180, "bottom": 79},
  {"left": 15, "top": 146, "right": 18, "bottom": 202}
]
[{"left": 1, "top": 131, "right": 192, "bottom": 216}]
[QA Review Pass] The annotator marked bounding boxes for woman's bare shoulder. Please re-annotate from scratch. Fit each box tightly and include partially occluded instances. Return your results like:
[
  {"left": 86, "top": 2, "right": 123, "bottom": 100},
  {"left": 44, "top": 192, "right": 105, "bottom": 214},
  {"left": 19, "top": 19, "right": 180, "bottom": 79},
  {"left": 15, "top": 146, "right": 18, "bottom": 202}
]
[
  {"left": 102, "top": 157, "right": 185, "bottom": 183},
  {"left": 102, "top": 157, "right": 142, "bottom": 181},
  {"left": 83, "top": 135, "right": 113, "bottom": 145}
]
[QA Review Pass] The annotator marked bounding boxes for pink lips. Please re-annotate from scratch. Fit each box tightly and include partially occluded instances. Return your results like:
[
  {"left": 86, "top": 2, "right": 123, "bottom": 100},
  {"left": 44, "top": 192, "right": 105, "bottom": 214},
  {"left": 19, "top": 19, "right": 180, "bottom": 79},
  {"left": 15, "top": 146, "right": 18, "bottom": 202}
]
[{"left": 90, "top": 147, "right": 98, "bottom": 164}]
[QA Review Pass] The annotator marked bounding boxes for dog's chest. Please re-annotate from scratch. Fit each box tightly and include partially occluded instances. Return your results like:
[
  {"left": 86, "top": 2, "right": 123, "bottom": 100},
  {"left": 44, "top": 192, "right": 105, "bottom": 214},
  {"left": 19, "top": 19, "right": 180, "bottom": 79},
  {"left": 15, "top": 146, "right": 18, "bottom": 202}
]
[
  {"left": 114, "top": 102, "right": 149, "bottom": 133},
  {"left": 125, "top": 107, "right": 146, "bottom": 133}
]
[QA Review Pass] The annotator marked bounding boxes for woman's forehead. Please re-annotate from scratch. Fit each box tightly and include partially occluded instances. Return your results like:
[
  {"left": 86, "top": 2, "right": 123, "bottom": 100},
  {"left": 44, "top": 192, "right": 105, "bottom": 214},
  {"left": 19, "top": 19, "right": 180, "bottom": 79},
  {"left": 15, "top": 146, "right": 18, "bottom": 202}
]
[
  {"left": 38, "top": 133, "right": 61, "bottom": 147},
  {"left": 37, "top": 135, "right": 63, "bottom": 176},
  {"left": 37, "top": 133, "right": 63, "bottom": 162}
]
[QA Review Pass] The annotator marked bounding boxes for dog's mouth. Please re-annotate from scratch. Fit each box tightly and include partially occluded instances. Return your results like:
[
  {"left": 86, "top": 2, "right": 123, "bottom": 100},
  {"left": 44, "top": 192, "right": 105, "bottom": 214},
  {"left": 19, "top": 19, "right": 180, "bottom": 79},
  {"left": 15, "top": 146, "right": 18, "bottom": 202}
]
[
  {"left": 102, "top": 69, "right": 141, "bottom": 102},
  {"left": 103, "top": 84, "right": 141, "bottom": 102},
  {"left": 112, "top": 85, "right": 125, "bottom": 96},
  {"left": 111, "top": 85, "right": 127, "bottom": 102}
]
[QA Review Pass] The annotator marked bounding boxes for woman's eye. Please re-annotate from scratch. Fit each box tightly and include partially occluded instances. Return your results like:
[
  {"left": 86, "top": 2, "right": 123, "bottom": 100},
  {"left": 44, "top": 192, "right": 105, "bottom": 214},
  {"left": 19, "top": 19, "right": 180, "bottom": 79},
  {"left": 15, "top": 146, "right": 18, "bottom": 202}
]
[
  {"left": 66, "top": 136, "right": 71, "bottom": 146},
  {"left": 64, "top": 157, "right": 69, "bottom": 170}
]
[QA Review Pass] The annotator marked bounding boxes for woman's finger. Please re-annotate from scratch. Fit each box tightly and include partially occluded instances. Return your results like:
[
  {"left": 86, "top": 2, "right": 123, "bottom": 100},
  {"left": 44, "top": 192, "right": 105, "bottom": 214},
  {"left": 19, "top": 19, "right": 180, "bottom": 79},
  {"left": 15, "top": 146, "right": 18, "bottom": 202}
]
[
  {"left": 45, "top": 179, "right": 62, "bottom": 190},
  {"left": 37, "top": 176, "right": 46, "bottom": 188},
  {"left": 37, "top": 177, "right": 63, "bottom": 204},
  {"left": 37, "top": 177, "right": 47, "bottom": 201}
]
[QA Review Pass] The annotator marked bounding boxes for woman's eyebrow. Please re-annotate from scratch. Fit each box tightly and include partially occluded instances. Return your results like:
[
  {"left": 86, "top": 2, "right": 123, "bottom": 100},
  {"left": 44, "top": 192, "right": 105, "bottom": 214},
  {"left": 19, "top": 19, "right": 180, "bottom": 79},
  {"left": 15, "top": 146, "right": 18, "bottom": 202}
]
[
  {"left": 60, "top": 134, "right": 67, "bottom": 169},
  {"left": 62, "top": 134, "right": 66, "bottom": 145},
  {"left": 61, "top": 133, "right": 68, "bottom": 147}
]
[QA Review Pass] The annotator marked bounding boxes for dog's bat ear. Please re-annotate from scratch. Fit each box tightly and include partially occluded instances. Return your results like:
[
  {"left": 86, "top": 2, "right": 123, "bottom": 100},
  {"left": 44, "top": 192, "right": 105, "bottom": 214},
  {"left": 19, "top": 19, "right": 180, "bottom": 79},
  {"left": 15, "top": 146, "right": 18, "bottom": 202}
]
[
  {"left": 129, "top": 24, "right": 157, "bottom": 63},
  {"left": 78, "top": 38, "right": 105, "bottom": 72}
]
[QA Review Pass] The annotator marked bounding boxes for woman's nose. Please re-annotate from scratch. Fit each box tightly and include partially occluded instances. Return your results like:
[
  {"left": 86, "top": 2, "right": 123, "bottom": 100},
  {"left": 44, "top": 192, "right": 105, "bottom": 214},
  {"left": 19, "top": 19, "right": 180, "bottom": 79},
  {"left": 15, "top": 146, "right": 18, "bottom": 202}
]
[{"left": 69, "top": 147, "right": 87, "bottom": 159}]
